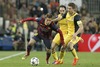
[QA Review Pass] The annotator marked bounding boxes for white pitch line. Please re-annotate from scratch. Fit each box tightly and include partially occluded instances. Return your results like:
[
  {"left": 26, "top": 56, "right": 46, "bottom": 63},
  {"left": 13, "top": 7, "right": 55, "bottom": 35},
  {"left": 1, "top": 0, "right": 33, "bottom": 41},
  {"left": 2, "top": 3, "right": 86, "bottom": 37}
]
[{"left": 0, "top": 52, "right": 25, "bottom": 61}]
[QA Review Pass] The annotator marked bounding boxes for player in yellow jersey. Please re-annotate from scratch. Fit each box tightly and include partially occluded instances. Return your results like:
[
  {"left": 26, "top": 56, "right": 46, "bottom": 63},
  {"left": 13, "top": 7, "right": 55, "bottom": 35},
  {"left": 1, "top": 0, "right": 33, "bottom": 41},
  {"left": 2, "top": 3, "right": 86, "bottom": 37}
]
[
  {"left": 51, "top": 5, "right": 67, "bottom": 64},
  {"left": 54, "top": 3, "right": 84, "bottom": 65}
]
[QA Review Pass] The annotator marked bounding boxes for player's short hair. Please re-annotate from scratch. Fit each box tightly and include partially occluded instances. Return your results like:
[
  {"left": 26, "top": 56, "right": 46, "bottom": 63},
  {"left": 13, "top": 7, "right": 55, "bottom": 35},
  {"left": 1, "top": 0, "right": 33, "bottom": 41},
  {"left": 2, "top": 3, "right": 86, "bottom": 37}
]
[
  {"left": 68, "top": 3, "right": 76, "bottom": 9},
  {"left": 59, "top": 5, "right": 66, "bottom": 10},
  {"left": 46, "top": 13, "right": 52, "bottom": 18}
]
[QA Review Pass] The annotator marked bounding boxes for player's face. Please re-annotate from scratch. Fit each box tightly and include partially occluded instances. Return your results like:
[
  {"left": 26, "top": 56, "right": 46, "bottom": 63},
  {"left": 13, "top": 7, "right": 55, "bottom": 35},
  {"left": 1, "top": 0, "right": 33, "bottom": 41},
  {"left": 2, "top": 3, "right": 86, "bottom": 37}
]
[
  {"left": 67, "top": 6, "right": 74, "bottom": 14},
  {"left": 45, "top": 18, "right": 52, "bottom": 25},
  {"left": 59, "top": 7, "right": 66, "bottom": 15}
]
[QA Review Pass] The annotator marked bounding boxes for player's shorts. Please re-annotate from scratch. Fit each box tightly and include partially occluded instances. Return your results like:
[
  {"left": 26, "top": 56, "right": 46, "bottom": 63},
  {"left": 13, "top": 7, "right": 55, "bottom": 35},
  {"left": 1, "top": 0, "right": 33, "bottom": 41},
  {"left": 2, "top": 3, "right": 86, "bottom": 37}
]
[
  {"left": 53, "top": 32, "right": 67, "bottom": 45},
  {"left": 69, "top": 36, "right": 81, "bottom": 45},
  {"left": 64, "top": 35, "right": 72, "bottom": 45},
  {"left": 33, "top": 34, "right": 51, "bottom": 49},
  {"left": 64, "top": 35, "right": 81, "bottom": 46}
]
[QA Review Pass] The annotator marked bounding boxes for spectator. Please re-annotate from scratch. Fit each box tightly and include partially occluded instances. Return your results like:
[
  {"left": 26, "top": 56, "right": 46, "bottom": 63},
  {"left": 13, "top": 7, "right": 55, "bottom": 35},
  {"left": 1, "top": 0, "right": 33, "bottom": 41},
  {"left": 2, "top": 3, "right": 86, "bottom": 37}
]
[
  {"left": 47, "top": 4, "right": 52, "bottom": 13},
  {"left": 40, "top": 0, "right": 48, "bottom": 15},
  {"left": 13, "top": 30, "right": 25, "bottom": 51},
  {"left": 0, "top": 0, "right": 5, "bottom": 17},
  {"left": 8, "top": 3, "right": 17, "bottom": 19},
  {"left": 36, "top": 6, "right": 43, "bottom": 17},
  {"left": 80, "top": 3, "right": 88, "bottom": 16},
  {"left": 49, "top": 0, "right": 59, "bottom": 15},
  {"left": 88, "top": 16, "right": 98, "bottom": 34},
  {"left": 18, "top": 3, "right": 29, "bottom": 18},
  {"left": 28, "top": 4, "right": 37, "bottom": 17}
]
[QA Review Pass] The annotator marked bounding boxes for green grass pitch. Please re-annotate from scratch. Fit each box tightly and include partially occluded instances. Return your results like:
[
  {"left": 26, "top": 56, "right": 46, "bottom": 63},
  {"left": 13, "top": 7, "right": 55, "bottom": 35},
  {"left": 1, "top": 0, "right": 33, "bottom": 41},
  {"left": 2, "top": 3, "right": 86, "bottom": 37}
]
[{"left": 0, "top": 51, "right": 100, "bottom": 67}]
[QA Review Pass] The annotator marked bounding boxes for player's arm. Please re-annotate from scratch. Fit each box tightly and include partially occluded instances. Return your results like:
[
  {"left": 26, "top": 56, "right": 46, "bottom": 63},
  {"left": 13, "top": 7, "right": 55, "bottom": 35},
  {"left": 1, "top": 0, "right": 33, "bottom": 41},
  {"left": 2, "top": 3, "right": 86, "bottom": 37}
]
[
  {"left": 51, "top": 22, "right": 64, "bottom": 45},
  {"left": 20, "top": 17, "right": 42, "bottom": 23},
  {"left": 52, "top": 15, "right": 62, "bottom": 22},
  {"left": 73, "top": 15, "right": 83, "bottom": 37},
  {"left": 21, "top": 17, "right": 37, "bottom": 23},
  {"left": 75, "top": 20, "right": 83, "bottom": 35}
]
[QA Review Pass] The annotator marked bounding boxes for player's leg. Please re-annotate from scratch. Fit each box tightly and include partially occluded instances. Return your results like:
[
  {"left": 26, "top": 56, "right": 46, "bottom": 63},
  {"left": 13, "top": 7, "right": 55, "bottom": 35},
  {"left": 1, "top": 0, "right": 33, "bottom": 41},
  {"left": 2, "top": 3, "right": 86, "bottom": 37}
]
[
  {"left": 22, "top": 35, "right": 40, "bottom": 59},
  {"left": 54, "top": 34, "right": 71, "bottom": 64},
  {"left": 53, "top": 46, "right": 66, "bottom": 64},
  {"left": 45, "top": 48, "right": 51, "bottom": 64},
  {"left": 43, "top": 38, "right": 52, "bottom": 64},
  {"left": 51, "top": 42, "right": 58, "bottom": 63},
  {"left": 57, "top": 34, "right": 68, "bottom": 64},
  {"left": 56, "top": 35, "right": 71, "bottom": 64},
  {"left": 67, "top": 36, "right": 81, "bottom": 65},
  {"left": 26, "top": 39, "right": 36, "bottom": 56},
  {"left": 68, "top": 42, "right": 78, "bottom": 66},
  {"left": 58, "top": 46, "right": 66, "bottom": 64},
  {"left": 51, "top": 34, "right": 60, "bottom": 62},
  {"left": 22, "top": 38, "right": 36, "bottom": 59}
]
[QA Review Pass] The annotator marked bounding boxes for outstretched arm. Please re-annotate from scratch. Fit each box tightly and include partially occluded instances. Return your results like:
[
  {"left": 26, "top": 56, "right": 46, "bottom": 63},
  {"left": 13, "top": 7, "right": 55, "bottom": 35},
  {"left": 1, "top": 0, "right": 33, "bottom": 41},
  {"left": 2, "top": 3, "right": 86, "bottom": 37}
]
[
  {"left": 52, "top": 15, "right": 62, "bottom": 22},
  {"left": 21, "top": 17, "right": 37, "bottom": 23}
]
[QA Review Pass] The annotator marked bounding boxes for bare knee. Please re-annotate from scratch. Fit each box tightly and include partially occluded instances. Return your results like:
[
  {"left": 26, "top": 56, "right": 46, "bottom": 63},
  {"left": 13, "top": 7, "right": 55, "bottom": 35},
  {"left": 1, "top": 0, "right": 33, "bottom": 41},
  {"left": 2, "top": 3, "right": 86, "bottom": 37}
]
[
  {"left": 28, "top": 39, "right": 36, "bottom": 46},
  {"left": 46, "top": 48, "right": 51, "bottom": 53},
  {"left": 60, "top": 46, "right": 66, "bottom": 52},
  {"left": 51, "top": 42, "right": 57, "bottom": 53},
  {"left": 67, "top": 42, "right": 74, "bottom": 50}
]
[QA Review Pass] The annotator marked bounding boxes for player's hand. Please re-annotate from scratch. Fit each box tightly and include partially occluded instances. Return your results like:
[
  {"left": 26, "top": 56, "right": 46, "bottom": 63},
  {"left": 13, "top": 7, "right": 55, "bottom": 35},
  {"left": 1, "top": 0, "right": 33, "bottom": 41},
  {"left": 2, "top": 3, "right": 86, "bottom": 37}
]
[
  {"left": 72, "top": 33, "right": 77, "bottom": 40},
  {"left": 80, "top": 38, "right": 84, "bottom": 43}
]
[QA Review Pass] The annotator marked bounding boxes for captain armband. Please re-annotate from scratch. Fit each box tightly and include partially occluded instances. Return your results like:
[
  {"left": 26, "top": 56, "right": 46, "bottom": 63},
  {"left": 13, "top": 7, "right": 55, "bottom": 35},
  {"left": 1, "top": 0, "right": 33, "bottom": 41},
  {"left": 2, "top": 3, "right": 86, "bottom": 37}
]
[{"left": 77, "top": 20, "right": 82, "bottom": 25}]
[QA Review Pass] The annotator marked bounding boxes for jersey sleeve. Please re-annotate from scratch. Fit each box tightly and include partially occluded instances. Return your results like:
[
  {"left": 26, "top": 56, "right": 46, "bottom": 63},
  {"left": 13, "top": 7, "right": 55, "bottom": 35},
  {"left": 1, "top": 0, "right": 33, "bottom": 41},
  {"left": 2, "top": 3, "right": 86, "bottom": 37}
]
[
  {"left": 21, "top": 17, "right": 37, "bottom": 23},
  {"left": 74, "top": 15, "right": 81, "bottom": 24},
  {"left": 36, "top": 18, "right": 42, "bottom": 22},
  {"left": 50, "top": 22, "right": 58, "bottom": 31},
  {"left": 62, "top": 12, "right": 67, "bottom": 19},
  {"left": 21, "top": 17, "right": 42, "bottom": 23}
]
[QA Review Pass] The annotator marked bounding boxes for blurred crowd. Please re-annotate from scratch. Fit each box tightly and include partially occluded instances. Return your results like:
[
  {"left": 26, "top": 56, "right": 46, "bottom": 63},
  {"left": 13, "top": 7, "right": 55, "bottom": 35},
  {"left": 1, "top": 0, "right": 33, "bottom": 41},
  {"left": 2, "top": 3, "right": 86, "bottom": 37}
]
[{"left": 0, "top": 0, "right": 100, "bottom": 50}]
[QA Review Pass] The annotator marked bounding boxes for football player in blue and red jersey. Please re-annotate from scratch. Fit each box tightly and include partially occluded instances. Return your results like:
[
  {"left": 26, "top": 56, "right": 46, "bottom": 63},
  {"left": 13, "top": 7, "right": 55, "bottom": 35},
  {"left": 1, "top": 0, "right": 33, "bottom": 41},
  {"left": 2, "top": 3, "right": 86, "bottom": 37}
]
[{"left": 21, "top": 13, "right": 64, "bottom": 64}]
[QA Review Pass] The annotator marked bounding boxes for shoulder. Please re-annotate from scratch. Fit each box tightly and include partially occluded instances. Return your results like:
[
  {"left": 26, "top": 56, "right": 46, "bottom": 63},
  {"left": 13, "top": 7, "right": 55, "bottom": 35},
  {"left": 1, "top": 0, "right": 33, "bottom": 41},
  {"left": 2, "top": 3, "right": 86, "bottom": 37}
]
[
  {"left": 39, "top": 18, "right": 45, "bottom": 22},
  {"left": 74, "top": 14, "right": 81, "bottom": 21},
  {"left": 62, "top": 12, "right": 67, "bottom": 18}
]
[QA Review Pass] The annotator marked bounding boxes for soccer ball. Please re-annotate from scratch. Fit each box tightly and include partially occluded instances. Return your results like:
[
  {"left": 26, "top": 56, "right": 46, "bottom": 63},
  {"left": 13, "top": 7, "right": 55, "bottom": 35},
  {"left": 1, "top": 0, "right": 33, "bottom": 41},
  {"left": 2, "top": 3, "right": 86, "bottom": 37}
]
[{"left": 30, "top": 57, "right": 39, "bottom": 66}]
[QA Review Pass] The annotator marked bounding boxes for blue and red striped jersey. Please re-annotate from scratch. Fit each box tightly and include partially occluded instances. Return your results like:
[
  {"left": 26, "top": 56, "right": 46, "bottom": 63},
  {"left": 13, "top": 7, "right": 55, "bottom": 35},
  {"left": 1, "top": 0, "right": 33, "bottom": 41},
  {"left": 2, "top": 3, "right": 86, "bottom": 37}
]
[{"left": 21, "top": 17, "right": 64, "bottom": 45}]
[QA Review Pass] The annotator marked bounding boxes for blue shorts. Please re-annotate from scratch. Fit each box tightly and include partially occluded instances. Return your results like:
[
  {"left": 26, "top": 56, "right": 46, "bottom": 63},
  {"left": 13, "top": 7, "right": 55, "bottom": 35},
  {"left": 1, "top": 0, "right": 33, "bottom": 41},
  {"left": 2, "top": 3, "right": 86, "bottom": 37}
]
[{"left": 33, "top": 34, "right": 52, "bottom": 49}]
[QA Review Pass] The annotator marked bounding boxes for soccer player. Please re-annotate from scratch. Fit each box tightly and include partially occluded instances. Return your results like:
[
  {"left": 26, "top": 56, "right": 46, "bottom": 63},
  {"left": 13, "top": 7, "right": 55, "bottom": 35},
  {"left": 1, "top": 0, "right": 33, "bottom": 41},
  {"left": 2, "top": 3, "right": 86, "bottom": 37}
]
[
  {"left": 54, "top": 3, "right": 84, "bottom": 65},
  {"left": 21, "top": 13, "right": 64, "bottom": 64},
  {"left": 51, "top": 5, "right": 67, "bottom": 64}
]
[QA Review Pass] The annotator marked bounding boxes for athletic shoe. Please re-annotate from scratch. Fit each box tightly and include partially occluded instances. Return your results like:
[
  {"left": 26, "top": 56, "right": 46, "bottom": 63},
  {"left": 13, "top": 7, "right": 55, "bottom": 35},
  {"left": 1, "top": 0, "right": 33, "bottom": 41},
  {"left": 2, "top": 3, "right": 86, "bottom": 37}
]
[
  {"left": 72, "top": 58, "right": 79, "bottom": 66},
  {"left": 22, "top": 55, "right": 29, "bottom": 60},
  {"left": 52, "top": 60, "right": 63, "bottom": 64}
]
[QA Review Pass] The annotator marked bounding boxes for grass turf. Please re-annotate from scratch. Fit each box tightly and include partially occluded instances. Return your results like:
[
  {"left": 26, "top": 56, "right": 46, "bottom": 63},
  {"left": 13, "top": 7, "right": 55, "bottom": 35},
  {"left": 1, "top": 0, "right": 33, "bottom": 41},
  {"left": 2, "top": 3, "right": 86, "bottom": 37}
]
[{"left": 0, "top": 51, "right": 100, "bottom": 67}]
